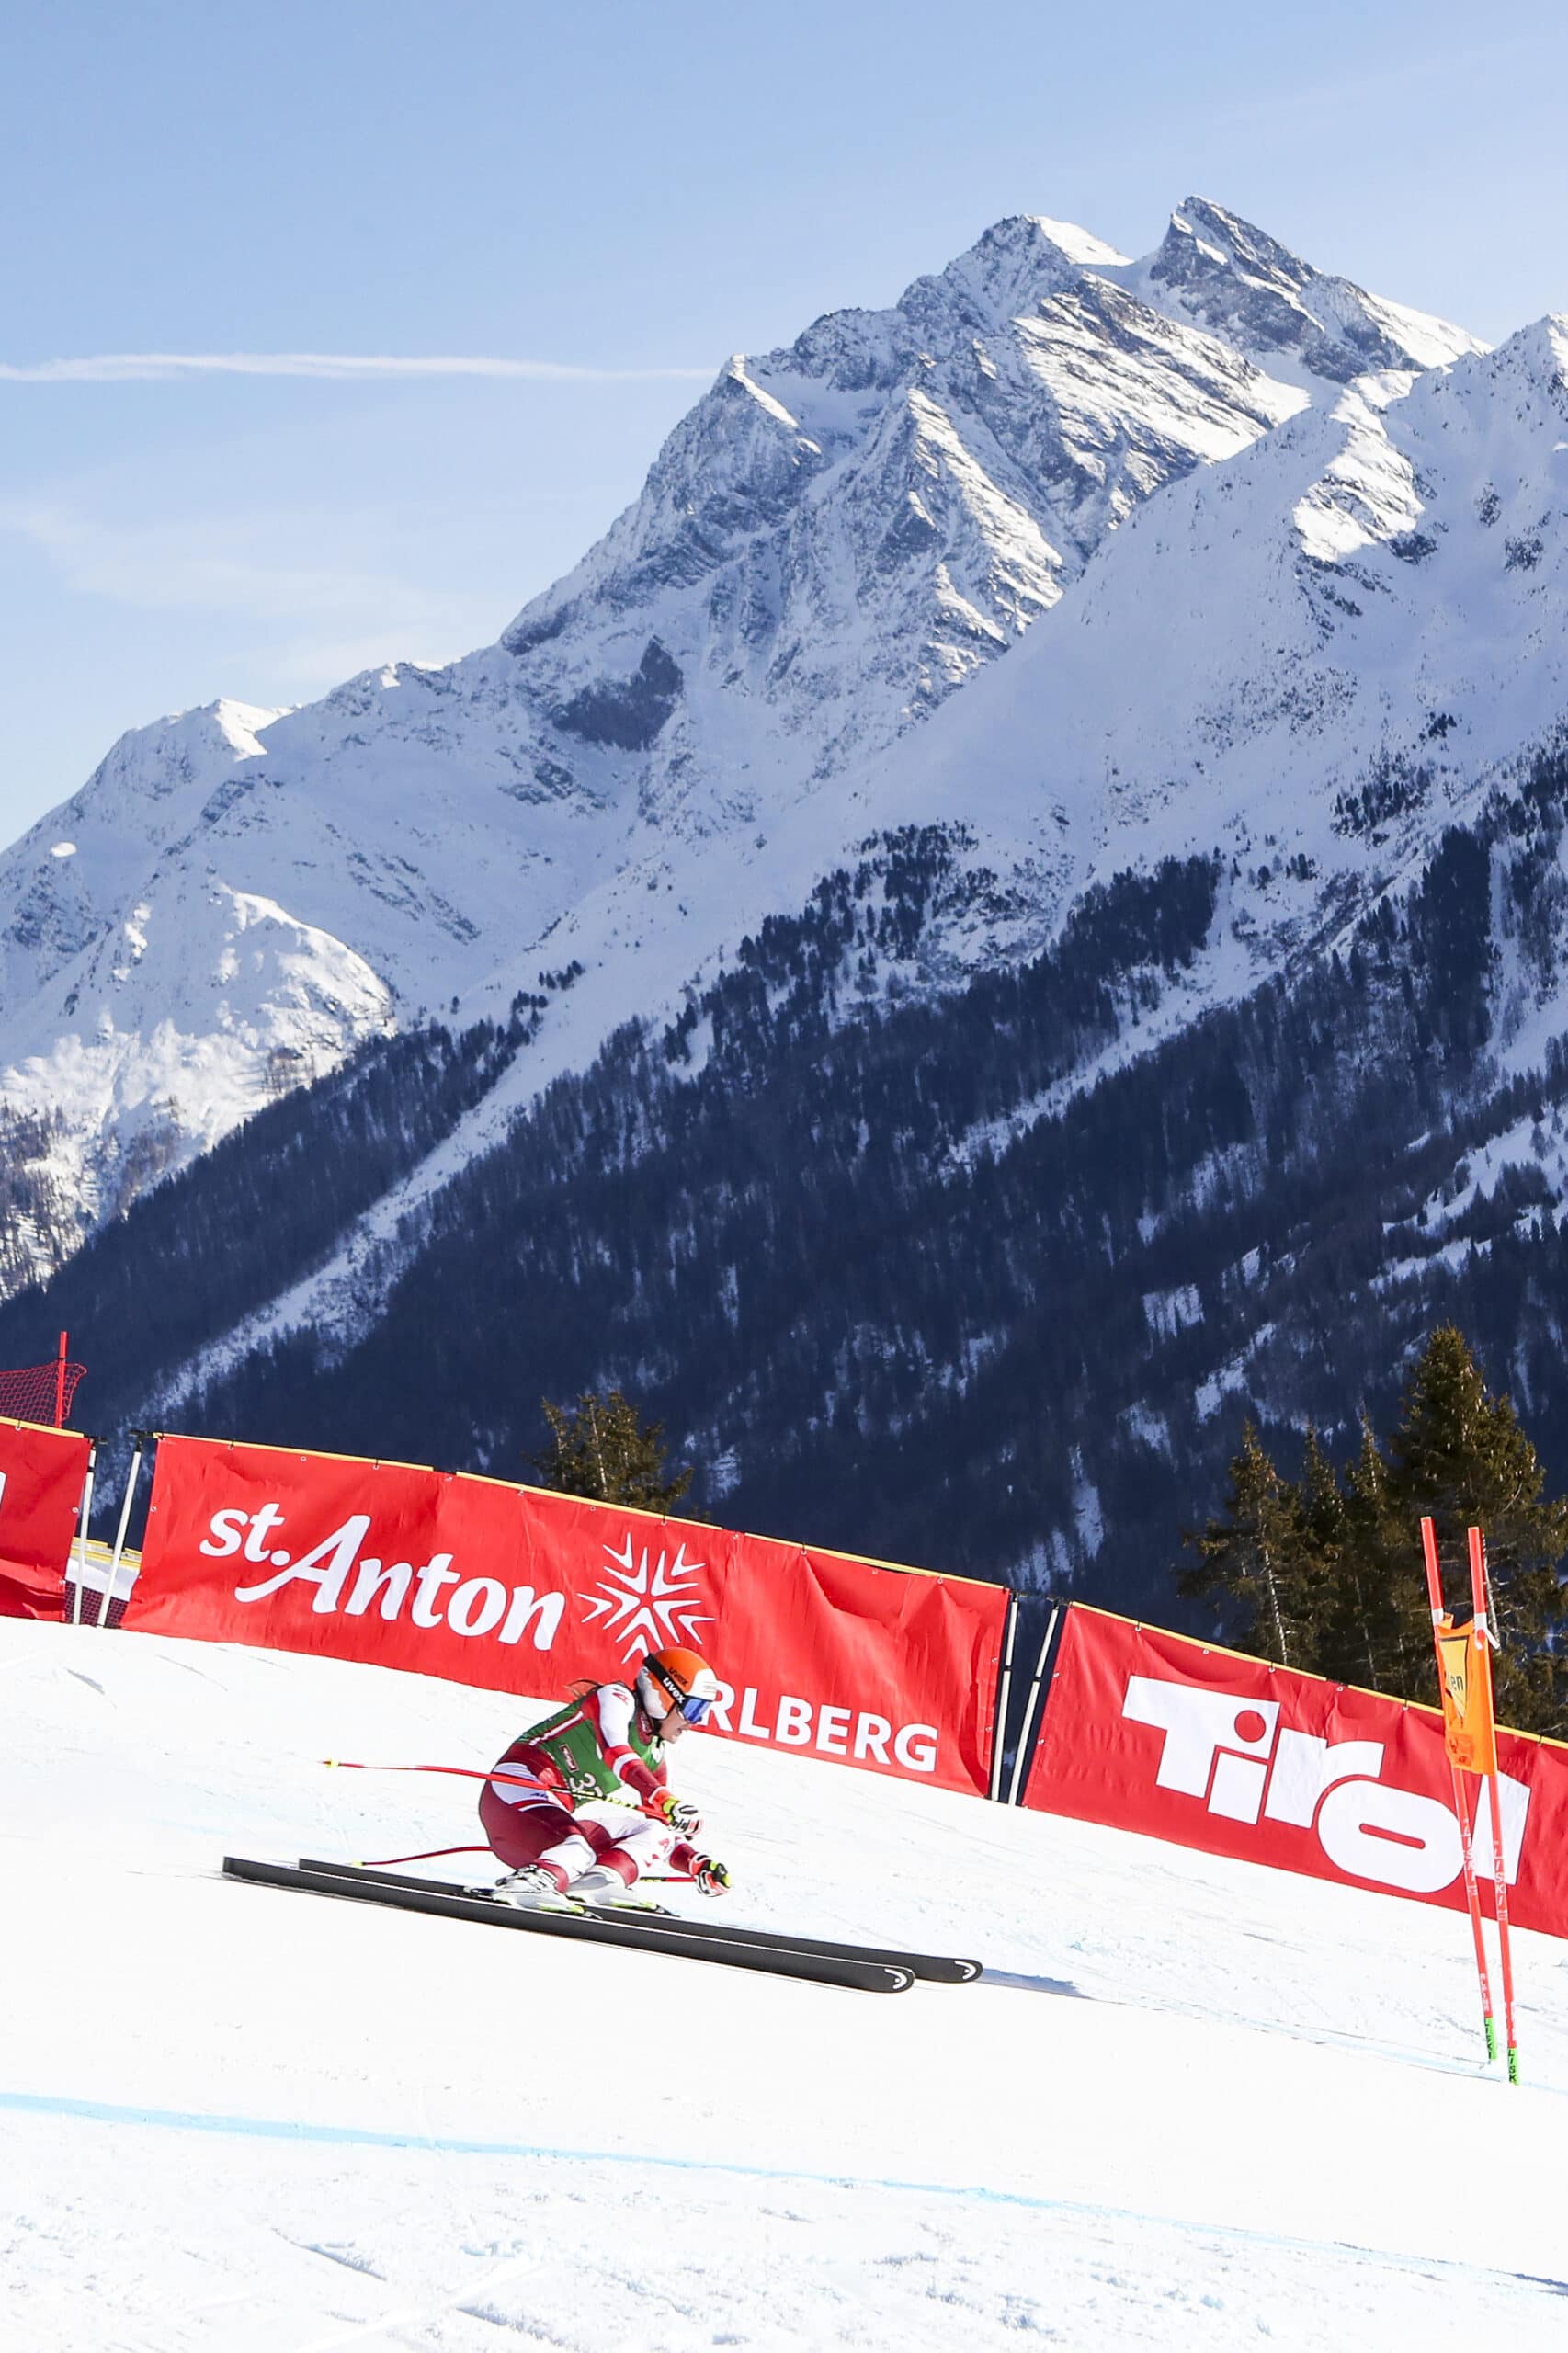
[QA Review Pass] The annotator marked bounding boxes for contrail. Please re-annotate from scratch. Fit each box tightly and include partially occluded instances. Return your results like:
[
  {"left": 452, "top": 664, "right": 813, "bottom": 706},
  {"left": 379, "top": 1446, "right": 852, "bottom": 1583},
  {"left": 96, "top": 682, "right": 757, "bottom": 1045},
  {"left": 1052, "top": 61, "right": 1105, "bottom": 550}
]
[{"left": 0, "top": 352, "right": 712, "bottom": 384}]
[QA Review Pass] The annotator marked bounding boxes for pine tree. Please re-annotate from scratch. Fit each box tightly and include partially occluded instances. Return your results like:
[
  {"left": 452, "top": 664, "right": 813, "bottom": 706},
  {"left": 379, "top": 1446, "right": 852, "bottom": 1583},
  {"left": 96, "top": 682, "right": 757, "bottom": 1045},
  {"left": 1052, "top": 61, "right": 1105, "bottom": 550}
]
[
  {"left": 1297, "top": 1426, "right": 1344, "bottom": 1566},
  {"left": 530, "top": 1389, "right": 692, "bottom": 1513},
  {"left": 1294, "top": 1425, "right": 1354, "bottom": 1674},
  {"left": 1180, "top": 1421, "right": 1318, "bottom": 1665},
  {"left": 1316, "top": 1414, "right": 1426, "bottom": 1696},
  {"left": 1382, "top": 1326, "right": 1568, "bottom": 1733},
  {"left": 1180, "top": 1329, "right": 1568, "bottom": 1735}
]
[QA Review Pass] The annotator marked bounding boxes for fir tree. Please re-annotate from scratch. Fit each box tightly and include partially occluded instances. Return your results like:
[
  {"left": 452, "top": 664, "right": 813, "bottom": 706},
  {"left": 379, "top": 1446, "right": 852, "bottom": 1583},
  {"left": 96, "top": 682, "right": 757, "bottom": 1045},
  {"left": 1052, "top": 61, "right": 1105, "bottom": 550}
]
[
  {"left": 1297, "top": 1426, "right": 1345, "bottom": 1568},
  {"left": 1293, "top": 1426, "right": 1355, "bottom": 1677},
  {"left": 1382, "top": 1326, "right": 1568, "bottom": 1732},
  {"left": 530, "top": 1389, "right": 692, "bottom": 1513},
  {"left": 1318, "top": 1414, "right": 1426, "bottom": 1696},
  {"left": 1182, "top": 1329, "right": 1568, "bottom": 1735},
  {"left": 1180, "top": 1421, "right": 1317, "bottom": 1665}
]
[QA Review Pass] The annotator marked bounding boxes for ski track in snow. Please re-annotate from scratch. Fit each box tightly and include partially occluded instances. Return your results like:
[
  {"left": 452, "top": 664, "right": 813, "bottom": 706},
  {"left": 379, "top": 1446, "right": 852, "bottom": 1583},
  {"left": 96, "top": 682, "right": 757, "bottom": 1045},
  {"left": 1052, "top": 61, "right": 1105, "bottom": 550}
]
[{"left": 4, "top": 1620, "right": 1568, "bottom": 2350}]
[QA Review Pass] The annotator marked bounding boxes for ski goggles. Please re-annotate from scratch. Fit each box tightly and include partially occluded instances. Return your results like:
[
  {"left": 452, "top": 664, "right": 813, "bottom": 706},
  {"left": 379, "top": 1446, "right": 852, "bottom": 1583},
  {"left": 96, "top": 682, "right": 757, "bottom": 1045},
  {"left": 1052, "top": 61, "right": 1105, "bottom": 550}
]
[{"left": 678, "top": 1693, "right": 716, "bottom": 1724}]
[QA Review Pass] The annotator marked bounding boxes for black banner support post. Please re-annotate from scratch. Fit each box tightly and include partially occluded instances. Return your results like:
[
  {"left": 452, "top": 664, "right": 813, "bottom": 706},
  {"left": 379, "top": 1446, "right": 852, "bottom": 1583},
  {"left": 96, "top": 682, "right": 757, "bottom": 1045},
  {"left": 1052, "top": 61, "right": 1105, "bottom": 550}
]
[
  {"left": 70, "top": 1442, "right": 97, "bottom": 1627},
  {"left": 1006, "top": 1601, "right": 1066, "bottom": 1805},
  {"left": 99, "top": 1434, "right": 148, "bottom": 1628},
  {"left": 989, "top": 1595, "right": 1019, "bottom": 1802}
]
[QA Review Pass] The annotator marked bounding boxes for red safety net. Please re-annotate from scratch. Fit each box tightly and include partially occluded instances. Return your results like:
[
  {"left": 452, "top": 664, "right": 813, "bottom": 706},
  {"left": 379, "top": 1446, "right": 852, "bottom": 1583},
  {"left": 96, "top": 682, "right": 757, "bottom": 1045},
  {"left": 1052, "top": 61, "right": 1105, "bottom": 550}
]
[{"left": 0, "top": 1358, "right": 87, "bottom": 1428}]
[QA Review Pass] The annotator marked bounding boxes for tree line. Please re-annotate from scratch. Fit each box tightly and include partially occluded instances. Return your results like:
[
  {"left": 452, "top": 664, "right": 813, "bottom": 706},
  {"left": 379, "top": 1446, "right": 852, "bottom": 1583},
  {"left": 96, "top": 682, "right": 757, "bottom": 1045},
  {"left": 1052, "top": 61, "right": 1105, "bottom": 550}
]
[{"left": 1182, "top": 1324, "right": 1568, "bottom": 1737}]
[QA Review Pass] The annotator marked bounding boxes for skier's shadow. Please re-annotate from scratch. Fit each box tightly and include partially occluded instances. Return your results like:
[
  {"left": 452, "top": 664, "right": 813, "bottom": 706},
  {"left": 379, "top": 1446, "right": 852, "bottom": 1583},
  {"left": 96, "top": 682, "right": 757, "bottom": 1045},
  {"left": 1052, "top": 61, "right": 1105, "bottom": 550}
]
[{"left": 977, "top": 1968, "right": 1086, "bottom": 1999}]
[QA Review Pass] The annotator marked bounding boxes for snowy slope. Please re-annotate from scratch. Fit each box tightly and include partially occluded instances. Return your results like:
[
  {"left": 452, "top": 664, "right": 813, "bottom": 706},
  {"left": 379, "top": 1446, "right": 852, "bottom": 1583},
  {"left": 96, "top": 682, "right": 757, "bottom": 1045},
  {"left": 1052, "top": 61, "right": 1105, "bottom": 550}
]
[
  {"left": 835, "top": 312, "right": 1568, "bottom": 995},
  {"left": 212, "top": 304, "right": 1568, "bottom": 1399},
  {"left": 0, "top": 200, "right": 1482, "bottom": 1284},
  {"left": 5, "top": 1615, "right": 1567, "bottom": 2352}
]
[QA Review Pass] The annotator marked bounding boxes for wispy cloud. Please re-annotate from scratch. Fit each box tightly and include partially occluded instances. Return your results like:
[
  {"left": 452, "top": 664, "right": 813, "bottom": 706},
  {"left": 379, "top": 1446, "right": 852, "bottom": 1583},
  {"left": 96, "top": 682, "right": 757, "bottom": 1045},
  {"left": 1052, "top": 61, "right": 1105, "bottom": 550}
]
[
  {"left": 0, "top": 351, "right": 712, "bottom": 384},
  {"left": 0, "top": 468, "right": 603, "bottom": 692},
  {"left": 1191, "top": 34, "right": 1540, "bottom": 138},
  {"left": 0, "top": 494, "right": 435, "bottom": 623}
]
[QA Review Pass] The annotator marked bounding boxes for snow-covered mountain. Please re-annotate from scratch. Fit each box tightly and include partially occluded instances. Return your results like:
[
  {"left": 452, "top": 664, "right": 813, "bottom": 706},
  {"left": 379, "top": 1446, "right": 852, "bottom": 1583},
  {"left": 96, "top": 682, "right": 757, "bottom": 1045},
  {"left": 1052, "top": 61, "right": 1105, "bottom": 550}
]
[
  {"left": 12, "top": 201, "right": 1568, "bottom": 1616},
  {"left": 860, "top": 308, "right": 1568, "bottom": 997},
  {"left": 0, "top": 199, "right": 1485, "bottom": 1284}
]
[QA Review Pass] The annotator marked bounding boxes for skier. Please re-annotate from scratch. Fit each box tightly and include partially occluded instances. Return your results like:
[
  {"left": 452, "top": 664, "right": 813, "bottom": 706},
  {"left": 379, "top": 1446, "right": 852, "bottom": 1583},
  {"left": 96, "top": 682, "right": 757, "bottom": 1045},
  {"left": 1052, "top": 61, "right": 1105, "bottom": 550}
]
[{"left": 475, "top": 1645, "right": 733, "bottom": 1906}]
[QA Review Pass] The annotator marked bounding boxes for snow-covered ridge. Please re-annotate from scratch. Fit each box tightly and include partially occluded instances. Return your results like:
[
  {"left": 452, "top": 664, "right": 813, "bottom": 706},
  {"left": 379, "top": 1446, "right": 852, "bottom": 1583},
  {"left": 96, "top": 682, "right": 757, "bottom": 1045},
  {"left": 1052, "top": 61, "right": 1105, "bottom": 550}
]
[
  {"left": 0, "top": 198, "right": 1494, "bottom": 1291},
  {"left": 1119, "top": 196, "right": 1483, "bottom": 386},
  {"left": 853, "top": 308, "right": 1568, "bottom": 969}
]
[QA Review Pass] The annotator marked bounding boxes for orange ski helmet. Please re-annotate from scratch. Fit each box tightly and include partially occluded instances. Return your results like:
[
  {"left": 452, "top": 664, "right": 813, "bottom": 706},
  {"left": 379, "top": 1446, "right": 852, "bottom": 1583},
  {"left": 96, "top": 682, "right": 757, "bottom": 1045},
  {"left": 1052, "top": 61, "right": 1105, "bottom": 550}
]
[{"left": 636, "top": 1645, "right": 721, "bottom": 1726}]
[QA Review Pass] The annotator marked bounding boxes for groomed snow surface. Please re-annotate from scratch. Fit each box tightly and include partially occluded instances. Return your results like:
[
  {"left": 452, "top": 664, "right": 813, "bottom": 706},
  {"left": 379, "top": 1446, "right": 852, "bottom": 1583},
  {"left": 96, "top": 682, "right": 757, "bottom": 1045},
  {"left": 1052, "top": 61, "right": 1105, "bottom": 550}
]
[{"left": 4, "top": 1620, "right": 1566, "bottom": 2350}]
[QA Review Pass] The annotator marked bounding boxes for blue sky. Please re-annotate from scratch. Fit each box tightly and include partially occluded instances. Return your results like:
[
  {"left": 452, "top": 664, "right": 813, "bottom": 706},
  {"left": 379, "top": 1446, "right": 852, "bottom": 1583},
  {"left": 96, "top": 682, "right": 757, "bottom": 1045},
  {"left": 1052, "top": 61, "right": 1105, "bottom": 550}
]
[{"left": 3, "top": 0, "right": 1564, "bottom": 847}]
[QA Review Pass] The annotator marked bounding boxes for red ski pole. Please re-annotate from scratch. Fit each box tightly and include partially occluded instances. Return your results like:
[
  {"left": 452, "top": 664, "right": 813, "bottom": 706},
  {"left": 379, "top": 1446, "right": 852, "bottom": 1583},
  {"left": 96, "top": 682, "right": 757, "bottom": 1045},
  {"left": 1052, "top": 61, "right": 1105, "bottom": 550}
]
[
  {"left": 1420, "top": 1518, "right": 1495, "bottom": 2062},
  {"left": 323, "top": 1760, "right": 708, "bottom": 1882},
  {"left": 320, "top": 1760, "right": 536, "bottom": 1868},
  {"left": 324, "top": 1757, "right": 539, "bottom": 1789},
  {"left": 1469, "top": 1527, "right": 1520, "bottom": 2084},
  {"left": 322, "top": 1758, "right": 680, "bottom": 1830}
]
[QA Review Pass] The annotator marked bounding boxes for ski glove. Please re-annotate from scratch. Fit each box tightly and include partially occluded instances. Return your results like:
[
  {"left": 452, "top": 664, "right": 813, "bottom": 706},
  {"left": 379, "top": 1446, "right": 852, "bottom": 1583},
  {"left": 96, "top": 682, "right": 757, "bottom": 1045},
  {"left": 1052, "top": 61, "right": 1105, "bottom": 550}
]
[
  {"left": 652, "top": 1790, "right": 702, "bottom": 1837},
  {"left": 693, "top": 1856, "right": 732, "bottom": 1897}
]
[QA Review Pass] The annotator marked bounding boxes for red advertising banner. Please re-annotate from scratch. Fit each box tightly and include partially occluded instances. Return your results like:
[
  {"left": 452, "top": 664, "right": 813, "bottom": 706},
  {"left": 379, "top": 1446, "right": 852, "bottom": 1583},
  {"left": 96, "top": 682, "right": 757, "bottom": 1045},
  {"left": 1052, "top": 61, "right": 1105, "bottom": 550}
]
[
  {"left": 1023, "top": 1606, "right": 1568, "bottom": 1940},
  {"left": 0, "top": 1417, "right": 91, "bottom": 1620},
  {"left": 124, "top": 1435, "right": 1007, "bottom": 1797}
]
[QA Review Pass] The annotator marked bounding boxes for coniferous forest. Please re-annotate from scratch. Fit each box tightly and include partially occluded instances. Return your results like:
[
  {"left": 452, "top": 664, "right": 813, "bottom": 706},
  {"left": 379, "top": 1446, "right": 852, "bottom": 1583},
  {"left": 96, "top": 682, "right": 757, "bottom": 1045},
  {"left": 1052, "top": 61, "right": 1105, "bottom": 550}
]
[
  {"left": 1185, "top": 1327, "right": 1568, "bottom": 1735},
  {"left": 6, "top": 758, "right": 1568, "bottom": 1659}
]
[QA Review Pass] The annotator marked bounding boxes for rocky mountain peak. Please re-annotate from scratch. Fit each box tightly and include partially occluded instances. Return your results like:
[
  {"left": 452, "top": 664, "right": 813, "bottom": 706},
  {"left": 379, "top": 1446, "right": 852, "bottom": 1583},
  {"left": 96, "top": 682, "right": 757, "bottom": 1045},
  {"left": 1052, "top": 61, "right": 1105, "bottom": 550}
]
[
  {"left": 1142, "top": 194, "right": 1483, "bottom": 383},
  {"left": 900, "top": 211, "right": 1126, "bottom": 344},
  {"left": 0, "top": 196, "right": 1493, "bottom": 1300},
  {"left": 1158, "top": 196, "right": 1315, "bottom": 299}
]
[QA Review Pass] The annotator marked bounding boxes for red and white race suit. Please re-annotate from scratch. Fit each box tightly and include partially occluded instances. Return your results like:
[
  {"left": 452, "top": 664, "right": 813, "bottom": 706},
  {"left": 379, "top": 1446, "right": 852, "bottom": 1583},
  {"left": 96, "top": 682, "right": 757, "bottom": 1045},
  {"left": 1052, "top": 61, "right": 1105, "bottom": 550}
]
[{"left": 479, "top": 1682, "right": 698, "bottom": 1894}]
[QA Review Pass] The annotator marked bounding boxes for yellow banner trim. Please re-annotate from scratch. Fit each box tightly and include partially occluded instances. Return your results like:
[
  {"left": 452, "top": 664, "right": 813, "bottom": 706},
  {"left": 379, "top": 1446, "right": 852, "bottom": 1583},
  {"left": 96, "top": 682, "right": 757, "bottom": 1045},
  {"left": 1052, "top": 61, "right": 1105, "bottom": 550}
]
[
  {"left": 1065, "top": 1599, "right": 1564, "bottom": 1758},
  {"left": 146, "top": 1427, "right": 1000, "bottom": 1593}
]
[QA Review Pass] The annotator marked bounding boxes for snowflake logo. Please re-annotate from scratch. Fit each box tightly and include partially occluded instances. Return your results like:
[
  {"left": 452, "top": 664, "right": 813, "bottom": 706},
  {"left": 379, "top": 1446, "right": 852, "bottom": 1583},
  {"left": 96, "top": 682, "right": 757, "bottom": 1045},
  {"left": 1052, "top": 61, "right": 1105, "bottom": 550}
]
[{"left": 578, "top": 1533, "right": 712, "bottom": 1658}]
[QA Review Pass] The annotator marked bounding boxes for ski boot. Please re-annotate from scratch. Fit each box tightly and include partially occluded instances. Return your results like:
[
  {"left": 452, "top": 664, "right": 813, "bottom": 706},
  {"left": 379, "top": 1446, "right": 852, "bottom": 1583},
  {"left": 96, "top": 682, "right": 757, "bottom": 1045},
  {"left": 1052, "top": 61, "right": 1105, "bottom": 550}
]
[{"left": 482, "top": 1865, "right": 576, "bottom": 1910}]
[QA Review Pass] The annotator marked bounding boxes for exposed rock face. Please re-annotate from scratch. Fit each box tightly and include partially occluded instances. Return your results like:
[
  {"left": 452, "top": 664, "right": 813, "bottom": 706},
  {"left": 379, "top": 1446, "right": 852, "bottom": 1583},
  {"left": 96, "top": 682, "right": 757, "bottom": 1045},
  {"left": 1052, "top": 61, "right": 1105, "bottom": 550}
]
[
  {"left": 1138, "top": 197, "right": 1479, "bottom": 384},
  {"left": 0, "top": 199, "right": 1484, "bottom": 1291}
]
